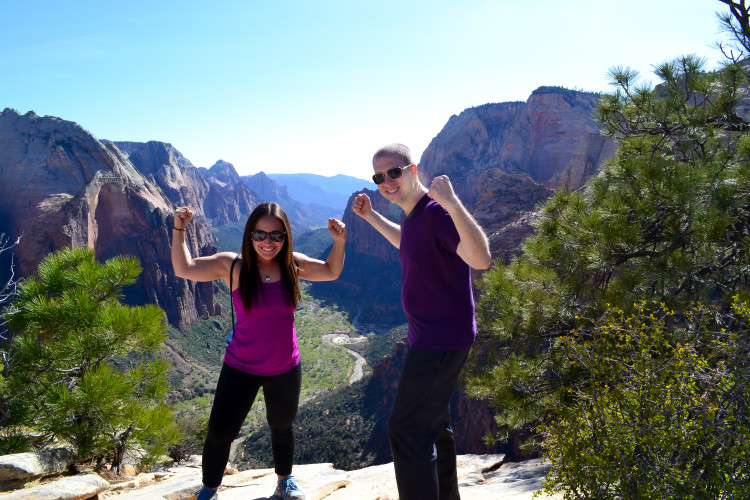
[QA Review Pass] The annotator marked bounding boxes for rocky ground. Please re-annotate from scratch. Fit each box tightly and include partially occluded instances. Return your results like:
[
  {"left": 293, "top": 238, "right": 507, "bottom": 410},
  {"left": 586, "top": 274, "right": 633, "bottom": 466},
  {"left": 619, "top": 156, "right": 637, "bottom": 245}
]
[{"left": 2, "top": 454, "right": 564, "bottom": 500}]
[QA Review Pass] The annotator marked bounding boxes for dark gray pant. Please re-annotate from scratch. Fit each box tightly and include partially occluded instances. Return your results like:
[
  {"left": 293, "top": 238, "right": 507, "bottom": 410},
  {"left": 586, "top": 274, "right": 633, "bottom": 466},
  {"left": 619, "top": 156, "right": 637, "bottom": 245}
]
[
  {"left": 202, "top": 362, "right": 301, "bottom": 487},
  {"left": 388, "top": 346, "right": 470, "bottom": 500}
]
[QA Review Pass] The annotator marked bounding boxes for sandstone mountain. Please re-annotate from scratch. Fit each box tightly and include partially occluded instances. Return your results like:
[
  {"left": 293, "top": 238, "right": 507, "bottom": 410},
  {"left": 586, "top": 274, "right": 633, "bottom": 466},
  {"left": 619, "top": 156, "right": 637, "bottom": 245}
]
[
  {"left": 307, "top": 188, "right": 403, "bottom": 328},
  {"left": 268, "top": 172, "right": 375, "bottom": 214},
  {"left": 323, "top": 86, "right": 615, "bottom": 326},
  {"left": 115, "top": 143, "right": 259, "bottom": 227},
  {"left": 417, "top": 86, "right": 614, "bottom": 261},
  {"left": 0, "top": 109, "right": 257, "bottom": 328},
  {"left": 242, "top": 171, "right": 337, "bottom": 230},
  {"left": 202, "top": 159, "right": 241, "bottom": 185},
  {"left": 243, "top": 170, "right": 292, "bottom": 201}
]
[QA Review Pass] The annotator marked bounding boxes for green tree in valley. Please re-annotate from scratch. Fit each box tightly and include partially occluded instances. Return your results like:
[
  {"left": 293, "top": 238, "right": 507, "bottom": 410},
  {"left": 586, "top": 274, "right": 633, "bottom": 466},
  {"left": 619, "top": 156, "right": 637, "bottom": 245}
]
[
  {"left": 1, "top": 247, "right": 179, "bottom": 470},
  {"left": 465, "top": 0, "right": 750, "bottom": 495}
]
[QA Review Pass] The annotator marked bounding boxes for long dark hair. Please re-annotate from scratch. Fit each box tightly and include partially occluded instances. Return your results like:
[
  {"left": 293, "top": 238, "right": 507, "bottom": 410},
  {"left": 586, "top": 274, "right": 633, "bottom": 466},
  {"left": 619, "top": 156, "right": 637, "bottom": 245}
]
[{"left": 237, "top": 202, "right": 300, "bottom": 311}]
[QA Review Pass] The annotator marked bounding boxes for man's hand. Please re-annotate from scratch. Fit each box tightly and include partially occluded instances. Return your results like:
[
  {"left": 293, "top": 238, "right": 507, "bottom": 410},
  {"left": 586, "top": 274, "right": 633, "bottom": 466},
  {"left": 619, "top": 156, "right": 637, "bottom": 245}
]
[
  {"left": 352, "top": 193, "right": 372, "bottom": 219},
  {"left": 427, "top": 175, "right": 459, "bottom": 209}
]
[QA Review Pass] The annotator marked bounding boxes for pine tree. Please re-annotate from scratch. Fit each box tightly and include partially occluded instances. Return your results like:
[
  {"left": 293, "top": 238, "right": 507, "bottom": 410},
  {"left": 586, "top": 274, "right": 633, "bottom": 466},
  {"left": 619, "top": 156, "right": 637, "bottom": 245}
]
[
  {"left": 464, "top": 0, "right": 750, "bottom": 487},
  {"left": 1, "top": 247, "right": 179, "bottom": 470}
]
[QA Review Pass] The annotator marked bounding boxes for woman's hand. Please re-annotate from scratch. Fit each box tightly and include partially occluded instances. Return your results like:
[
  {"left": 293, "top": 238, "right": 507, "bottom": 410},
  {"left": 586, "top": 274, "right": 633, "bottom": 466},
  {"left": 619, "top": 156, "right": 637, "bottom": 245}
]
[
  {"left": 174, "top": 206, "right": 193, "bottom": 230},
  {"left": 328, "top": 218, "right": 346, "bottom": 243}
]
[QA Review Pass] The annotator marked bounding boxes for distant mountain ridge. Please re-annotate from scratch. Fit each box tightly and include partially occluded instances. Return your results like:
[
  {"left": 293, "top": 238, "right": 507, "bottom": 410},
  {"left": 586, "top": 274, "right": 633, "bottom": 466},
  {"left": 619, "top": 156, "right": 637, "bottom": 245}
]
[
  {"left": 0, "top": 85, "right": 614, "bottom": 328},
  {"left": 0, "top": 84, "right": 620, "bottom": 476},
  {"left": 266, "top": 172, "right": 374, "bottom": 215},
  {"left": 241, "top": 171, "right": 334, "bottom": 230}
]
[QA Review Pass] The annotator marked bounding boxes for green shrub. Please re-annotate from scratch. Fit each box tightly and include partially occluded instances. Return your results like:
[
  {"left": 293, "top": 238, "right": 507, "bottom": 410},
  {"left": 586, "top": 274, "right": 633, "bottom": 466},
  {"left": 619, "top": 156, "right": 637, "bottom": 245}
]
[
  {"left": 542, "top": 300, "right": 750, "bottom": 499},
  {"left": 1, "top": 248, "right": 179, "bottom": 468}
]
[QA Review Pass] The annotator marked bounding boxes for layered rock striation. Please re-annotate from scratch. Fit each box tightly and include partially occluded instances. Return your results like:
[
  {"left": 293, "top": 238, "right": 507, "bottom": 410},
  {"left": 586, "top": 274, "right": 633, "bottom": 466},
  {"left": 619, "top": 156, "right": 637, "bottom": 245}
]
[
  {"left": 419, "top": 86, "right": 614, "bottom": 261},
  {"left": 115, "top": 143, "right": 259, "bottom": 226},
  {"left": 0, "top": 109, "right": 249, "bottom": 328},
  {"left": 342, "top": 86, "right": 614, "bottom": 272}
]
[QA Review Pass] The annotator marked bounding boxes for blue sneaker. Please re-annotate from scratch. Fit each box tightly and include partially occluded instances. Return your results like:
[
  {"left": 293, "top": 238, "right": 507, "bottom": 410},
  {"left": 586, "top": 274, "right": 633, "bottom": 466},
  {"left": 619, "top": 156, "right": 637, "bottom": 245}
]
[
  {"left": 273, "top": 475, "right": 306, "bottom": 499},
  {"left": 193, "top": 487, "right": 219, "bottom": 500}
]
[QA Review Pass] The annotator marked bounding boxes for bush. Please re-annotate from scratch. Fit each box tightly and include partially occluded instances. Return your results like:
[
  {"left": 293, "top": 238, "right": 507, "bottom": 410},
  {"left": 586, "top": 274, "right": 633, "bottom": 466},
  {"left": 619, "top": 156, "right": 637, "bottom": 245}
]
[
  {"left": 1, "top": 248, "right": 179, "bottom": 469},
  {"left": 168, "top": 414, "right": 208, "bottom": 463},
  {"left": 541, "top": 299, "right": 750, "bottom": 499}
]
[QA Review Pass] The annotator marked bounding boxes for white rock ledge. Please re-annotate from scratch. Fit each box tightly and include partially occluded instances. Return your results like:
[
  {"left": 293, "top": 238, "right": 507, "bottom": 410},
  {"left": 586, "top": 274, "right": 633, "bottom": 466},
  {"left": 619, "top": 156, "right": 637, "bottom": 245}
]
[
  {"left": 98, "top": 454, "right": 564, "bottom": 500},
  {"left": 0, "top": 454, "right": 564, "bottom": 500},
  {"left": 0, "top": 473, "right": 109, "bottom": 500}
]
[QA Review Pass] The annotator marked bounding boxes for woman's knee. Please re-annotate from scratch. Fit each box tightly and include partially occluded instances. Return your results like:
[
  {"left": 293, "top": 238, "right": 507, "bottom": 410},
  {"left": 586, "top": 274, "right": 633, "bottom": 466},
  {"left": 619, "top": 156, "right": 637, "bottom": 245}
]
[
  {"left": 205, "top": 421, "right": 238, "bottom": 447},
  {"left": 267, "top": 413, "right": 295, "bottom": 433},
  {"left": 265, "top": 400, "right": 298, "bottom": 431}
]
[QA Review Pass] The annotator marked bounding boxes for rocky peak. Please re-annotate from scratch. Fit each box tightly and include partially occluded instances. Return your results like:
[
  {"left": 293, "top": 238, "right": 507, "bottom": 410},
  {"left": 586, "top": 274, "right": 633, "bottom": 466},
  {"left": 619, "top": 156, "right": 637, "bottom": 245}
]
[
  {"left": 0, "top": 112, "right": 221, "bottom": 328},
  {"left": 114, "top": 140, "right": 195, "bottom": 177},
  {"left": 242, "top": 171, "right": 291, "bottom": 201},
  {"left": 113, "top": 140, "right": 210, "bottom": 214},
  {"left": 418, "top": 86, "right": 612, "bottom": 210},
  {"left": 341, "top": 188, "right": 399, "bottom": 262},
  {"left": 114, "top": 141, "right": 258, "bottom": 226},
  {"left": 205, "top": 160, "right": 241, "bottom": 185}
]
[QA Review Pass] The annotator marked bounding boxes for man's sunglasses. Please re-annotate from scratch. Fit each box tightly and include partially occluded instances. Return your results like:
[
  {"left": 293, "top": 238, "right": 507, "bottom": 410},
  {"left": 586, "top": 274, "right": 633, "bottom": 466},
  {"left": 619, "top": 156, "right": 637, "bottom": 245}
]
[
  {"left": 372, "top": 165, "right": 412, "bottom": 185},
  {"left": 251, "top": 230, "right": 287, "bottom": 242}
]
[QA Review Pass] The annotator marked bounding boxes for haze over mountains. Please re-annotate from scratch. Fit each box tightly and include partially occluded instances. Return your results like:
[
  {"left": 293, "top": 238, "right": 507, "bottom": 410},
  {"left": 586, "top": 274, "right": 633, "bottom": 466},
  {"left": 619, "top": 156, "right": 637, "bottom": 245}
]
[
  {"left": 0, "top": 86, "right": 614, "bottom": 470},
  {"left": 0, "top": 85, "right": 612, "bottom": 328},
  {"left": 267, "top": 172, "right": 375, "bottom": 214}
]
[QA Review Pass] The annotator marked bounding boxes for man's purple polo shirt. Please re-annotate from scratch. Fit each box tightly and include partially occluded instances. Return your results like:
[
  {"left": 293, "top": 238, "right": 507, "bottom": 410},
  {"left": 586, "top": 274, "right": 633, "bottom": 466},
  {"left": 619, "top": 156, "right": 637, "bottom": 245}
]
[{"left": 399, "top": 194, "right": 476, "bottom": 350}]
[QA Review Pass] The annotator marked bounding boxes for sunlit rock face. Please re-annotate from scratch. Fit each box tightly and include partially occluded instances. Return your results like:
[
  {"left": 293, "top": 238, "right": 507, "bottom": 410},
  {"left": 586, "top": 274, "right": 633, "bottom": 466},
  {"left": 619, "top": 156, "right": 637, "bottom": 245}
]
[
  {"left": 0, "top": 109, "right": 221, "bottom": 328},
  {"left": 419, "top": 86, "right": 611, "bottom": 203},
  {"left": 0, "top": 87, "right": 613, "bottom": 327},
  {"left": 418, "top": 87, "right": 613, "bottom": 260},
  {"left": 115, "top": 142, "right": 259, "bottom": 226}
]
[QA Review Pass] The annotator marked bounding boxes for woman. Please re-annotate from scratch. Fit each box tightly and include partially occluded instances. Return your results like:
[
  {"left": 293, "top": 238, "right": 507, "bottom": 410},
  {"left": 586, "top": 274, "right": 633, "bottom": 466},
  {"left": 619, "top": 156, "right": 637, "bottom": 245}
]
[{"left": 171, "top": 202, "right": 346, "bottom": 500}]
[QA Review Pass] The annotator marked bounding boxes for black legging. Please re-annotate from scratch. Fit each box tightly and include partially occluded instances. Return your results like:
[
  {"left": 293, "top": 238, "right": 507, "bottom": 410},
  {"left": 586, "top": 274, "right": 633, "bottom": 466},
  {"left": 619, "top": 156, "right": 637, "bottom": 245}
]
[{"left": 202, "top": 362, "right": 302, "bottom": 487}]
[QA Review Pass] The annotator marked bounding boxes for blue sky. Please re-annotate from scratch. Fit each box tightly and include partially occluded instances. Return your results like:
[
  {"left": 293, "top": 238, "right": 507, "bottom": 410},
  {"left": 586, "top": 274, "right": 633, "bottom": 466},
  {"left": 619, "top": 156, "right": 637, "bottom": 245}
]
[{"left": 1, "top": 0, "right": 726, "bottom": 181}]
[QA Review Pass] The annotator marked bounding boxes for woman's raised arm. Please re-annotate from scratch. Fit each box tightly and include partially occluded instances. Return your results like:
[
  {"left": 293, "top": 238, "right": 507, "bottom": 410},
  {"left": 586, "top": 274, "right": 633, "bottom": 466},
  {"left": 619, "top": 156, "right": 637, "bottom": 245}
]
[
  {"left": 171, "top": 206, "right": 236, "bottom": 286},
  {"left": 295, "top": 217, "right": 346, "bottom": 282}
]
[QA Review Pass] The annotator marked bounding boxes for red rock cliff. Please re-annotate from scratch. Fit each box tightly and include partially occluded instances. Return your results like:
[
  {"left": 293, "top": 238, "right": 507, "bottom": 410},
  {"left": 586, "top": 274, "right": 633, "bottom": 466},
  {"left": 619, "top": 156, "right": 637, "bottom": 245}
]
[
  {"left": 342, "top": 86, "right": 614, "bottom": 270},
  {"left": 0, "top": 109, "right": 228, "bottom": 328}
]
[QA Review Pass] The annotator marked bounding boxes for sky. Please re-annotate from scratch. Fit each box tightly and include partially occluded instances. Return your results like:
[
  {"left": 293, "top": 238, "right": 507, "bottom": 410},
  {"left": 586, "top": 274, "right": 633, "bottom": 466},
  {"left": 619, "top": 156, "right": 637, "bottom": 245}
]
[{"left": 0, "top": 0, "right": 728, "bottom": 181}]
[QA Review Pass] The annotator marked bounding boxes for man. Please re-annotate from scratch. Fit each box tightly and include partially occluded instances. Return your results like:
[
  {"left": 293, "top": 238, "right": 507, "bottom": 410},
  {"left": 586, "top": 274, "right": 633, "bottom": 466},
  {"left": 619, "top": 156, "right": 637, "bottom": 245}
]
[{"left": 353, "top": 143, "right": 491, "bottom": 499}]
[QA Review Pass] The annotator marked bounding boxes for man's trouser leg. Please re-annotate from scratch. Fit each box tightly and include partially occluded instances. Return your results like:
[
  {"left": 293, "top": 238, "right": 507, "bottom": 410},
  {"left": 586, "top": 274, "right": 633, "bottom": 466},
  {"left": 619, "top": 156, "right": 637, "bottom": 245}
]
[{"left": 388, "top": 346, "right": 469, "bottom": 500}]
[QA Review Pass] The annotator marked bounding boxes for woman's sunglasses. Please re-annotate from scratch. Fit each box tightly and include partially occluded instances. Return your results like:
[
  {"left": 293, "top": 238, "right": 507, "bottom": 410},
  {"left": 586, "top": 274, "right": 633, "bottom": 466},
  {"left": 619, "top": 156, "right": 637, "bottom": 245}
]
[
  {"left": 251, "top": 230, "right": 287, "bottom": 242},
  {"left": 372, "top": 165, "right": 412, "bottom": 185}
]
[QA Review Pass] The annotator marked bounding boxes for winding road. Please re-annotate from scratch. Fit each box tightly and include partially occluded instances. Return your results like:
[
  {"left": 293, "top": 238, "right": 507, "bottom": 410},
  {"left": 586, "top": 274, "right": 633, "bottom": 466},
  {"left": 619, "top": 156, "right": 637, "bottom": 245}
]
[{"left": 322, "top": 333, "right": 367, "bottom": 384}]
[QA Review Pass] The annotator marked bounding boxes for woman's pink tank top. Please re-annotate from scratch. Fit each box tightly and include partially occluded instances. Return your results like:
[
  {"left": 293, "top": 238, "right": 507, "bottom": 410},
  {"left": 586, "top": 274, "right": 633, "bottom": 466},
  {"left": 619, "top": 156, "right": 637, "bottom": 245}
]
[{"left": 224, "top": 280, "right": 300, "bottom": 376}]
